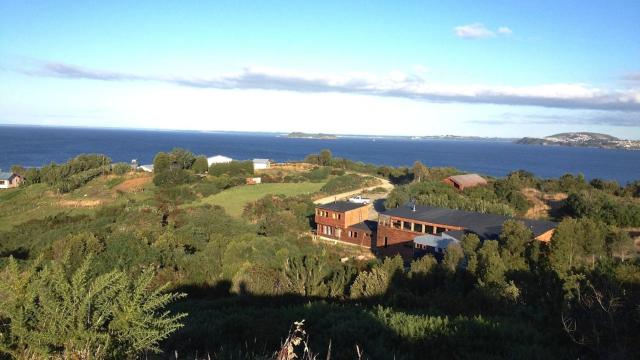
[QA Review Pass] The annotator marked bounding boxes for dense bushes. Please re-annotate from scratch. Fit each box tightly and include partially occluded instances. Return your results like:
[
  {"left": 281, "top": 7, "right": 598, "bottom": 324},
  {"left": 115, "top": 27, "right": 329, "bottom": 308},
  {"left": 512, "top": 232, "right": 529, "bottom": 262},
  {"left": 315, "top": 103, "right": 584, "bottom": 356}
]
[
  {"left": 208, "top": 161, "right": 253, "bottom": 177},
  {"left": 320, "top": 174, "right": 380, "bottom": 194},
  {"left": 0, "top": 257, "right": 185, "bottom": 359},
  {"left": 386, "top": 180, "right": 517, "bottom": 216},
  {"left": 564, "top": 190, "right": 640, "bottom": 226}
]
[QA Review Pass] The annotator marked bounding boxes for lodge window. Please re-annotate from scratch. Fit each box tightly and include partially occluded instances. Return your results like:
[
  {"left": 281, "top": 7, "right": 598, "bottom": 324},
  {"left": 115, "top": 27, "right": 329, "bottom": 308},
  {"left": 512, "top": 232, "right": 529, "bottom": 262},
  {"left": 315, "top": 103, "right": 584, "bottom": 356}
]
[
  {"left": 436, "top": 227, "right": 446, "bottom": 234},
  {"left": 353, "top": 231, "right": 358, "bottom": 238},
  {"left": 403, "top": 221, "right": 412, "bottom": 231},
  {"left": 414, "top": 223, "right": 423, "bottom": 233},
  {"left": 392, "top": 219, "right": 402, "bottom": 229},
  {"left": 337, "top": 214, "right": 341, "bottom": 219},
  {"left": 425, "top": 225, "right": 434, "bottom": 233},
  {"left": 0, "top": 180, "right": 4, "bottom": 185}
]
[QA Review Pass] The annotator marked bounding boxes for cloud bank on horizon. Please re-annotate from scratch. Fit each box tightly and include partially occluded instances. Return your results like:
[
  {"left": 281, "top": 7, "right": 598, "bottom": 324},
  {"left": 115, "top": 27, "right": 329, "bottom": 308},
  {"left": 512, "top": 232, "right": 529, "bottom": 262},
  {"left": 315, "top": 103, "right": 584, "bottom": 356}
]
[{"left": 18, "top": 60, "right": 640, "bottom": 113}]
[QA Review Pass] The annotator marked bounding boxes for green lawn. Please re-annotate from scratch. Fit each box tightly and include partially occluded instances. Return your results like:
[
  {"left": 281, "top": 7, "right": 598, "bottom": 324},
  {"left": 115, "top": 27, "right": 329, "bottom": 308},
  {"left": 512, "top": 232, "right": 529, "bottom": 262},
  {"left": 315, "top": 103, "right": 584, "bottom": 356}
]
[{"left": 189, "top": 182, "right": 324, "bottom": 217}]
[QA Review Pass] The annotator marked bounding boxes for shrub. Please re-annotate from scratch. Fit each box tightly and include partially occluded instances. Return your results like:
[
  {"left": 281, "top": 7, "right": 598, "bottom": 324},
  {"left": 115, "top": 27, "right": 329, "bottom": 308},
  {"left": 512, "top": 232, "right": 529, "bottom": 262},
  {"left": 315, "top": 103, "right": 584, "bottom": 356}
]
[
  {"left": 0, "top": 256, "right": 185, "bottom": 359},
  {"left": 111, "top": 162, "right": 131, "bottom": 175},
  {"left": 153, "top": 169, "right": 194, "bottom": 187}
]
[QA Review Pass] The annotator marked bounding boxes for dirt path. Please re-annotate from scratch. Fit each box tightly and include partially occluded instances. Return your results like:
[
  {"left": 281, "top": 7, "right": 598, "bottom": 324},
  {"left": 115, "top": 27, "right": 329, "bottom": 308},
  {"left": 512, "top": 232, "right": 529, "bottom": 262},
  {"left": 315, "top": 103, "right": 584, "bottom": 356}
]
[
  {"left": 313, "top": 175, "right": 394, "bottom": 205},
  {"left": 114, "top": 176, "right": 152, "bottom": 192},
  {"left": 522, "top": 188, "right": 567, "bottom": 219}
]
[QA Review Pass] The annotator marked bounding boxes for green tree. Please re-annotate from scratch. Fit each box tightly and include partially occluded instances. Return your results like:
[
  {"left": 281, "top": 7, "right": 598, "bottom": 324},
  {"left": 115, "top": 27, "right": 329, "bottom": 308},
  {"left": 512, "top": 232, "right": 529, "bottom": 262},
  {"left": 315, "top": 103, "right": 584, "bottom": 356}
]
[
  {"left": 409, "top": 255, "right": 438, "bottom": 278},
  {"left": 350, "top": 268, "right": 389, "bottom": 299},
  {"left": 606, "top": 229, "right": 632, "bottom": 262},
  {"left": 442, "top": 243, "right": 464, "bottom": 273},
  {"left": 153, "top": 152, "right": 171, "bottom": 173},
  {"left": 0, "top": 256, "right": 185, "bottom": 359},
  {"left": 319, "top": 149, "right": 332, "bottom": 166},
  {"left": 412, "top": 161, "right": 429, "bottom": 182},
  {"left": 499, "top": 220, "right": 533, "bottom": 270},
  {"left": 461, "top": 233, "right": 481, "bottom": 275},
  {"left": 477, "top": 240, "right": 506, "bottom": 286},
  {"left": 170, "top": 148, "right": 196, "bottom": 169},
  {"left": 192, "top": 156, "right": 209, "bottom": 174},
  {"left": 549, "top": 218, "right": 582, "bottom": 276}
]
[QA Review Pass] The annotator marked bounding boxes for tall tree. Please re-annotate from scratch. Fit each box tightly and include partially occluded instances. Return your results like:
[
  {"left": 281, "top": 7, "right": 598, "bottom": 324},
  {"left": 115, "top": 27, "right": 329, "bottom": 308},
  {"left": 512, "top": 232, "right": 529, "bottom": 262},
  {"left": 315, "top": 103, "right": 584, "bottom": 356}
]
[
  {"left": 442, "top": 243, "right": 464, "bottom": 273},
  {"left": 412, "top": 161, "right": 429, "bottom": 182},
  {"left": 499, "top": 220, "right": 533, "bottom": 270},
  {"left": 461, "top": 233, "right": 481, "bottom": 275},
  {"left": 192, "top": 155, "right": 209, "bottom": 174},
  {"left": 153, "top": 152, "right": 171, "bottom": 173},
  {"left": 477, "top": 240, "right": 506, "bottom": 286},
  {"left": 319, "top": 149, "right": 333, "bottom": 166}
]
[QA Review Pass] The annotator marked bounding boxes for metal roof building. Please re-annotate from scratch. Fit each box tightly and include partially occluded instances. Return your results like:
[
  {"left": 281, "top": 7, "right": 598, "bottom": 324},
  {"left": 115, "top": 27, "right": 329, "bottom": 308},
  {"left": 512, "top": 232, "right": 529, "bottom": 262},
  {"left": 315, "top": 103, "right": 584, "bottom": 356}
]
[
  {"left": 444, "top": 173, "right": 488, "bottom": 190},
  {"left": 381, "top": 204, "right": 556, "bottom": 241}
]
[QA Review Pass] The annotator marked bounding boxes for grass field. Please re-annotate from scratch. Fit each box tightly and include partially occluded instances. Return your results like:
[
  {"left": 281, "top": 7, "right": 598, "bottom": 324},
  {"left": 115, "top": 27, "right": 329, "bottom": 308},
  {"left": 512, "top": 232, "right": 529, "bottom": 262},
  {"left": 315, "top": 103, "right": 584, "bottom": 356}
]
[
  {"left": 188, "top": 182, "right": 325, "bottom": 217},
  {"left": 0, "top": 174, "right": 155, "bottom": 232}
]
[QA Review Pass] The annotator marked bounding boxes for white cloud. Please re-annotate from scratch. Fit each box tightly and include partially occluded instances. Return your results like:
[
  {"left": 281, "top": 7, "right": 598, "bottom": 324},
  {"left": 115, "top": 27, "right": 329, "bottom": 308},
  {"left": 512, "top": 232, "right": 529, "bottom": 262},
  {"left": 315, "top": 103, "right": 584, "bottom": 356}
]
[
  {"left": 497, "top": 27, "right": 513, "bottom": 35},
  {"left": 454, "top": 23, "right": 495, "bottom": 39},
  {"left": 17, "top": 60, "right": 640, "bottom": 112},
  {"left": 453, "top": 23, "right": 513, "bottom": 39}
]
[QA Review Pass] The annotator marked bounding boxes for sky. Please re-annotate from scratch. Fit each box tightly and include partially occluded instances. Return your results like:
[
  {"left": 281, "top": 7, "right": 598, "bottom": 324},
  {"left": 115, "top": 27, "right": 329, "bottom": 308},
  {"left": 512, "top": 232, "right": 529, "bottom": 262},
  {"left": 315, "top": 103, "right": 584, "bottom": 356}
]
[{"left": 1, "top": 0, "right": 639, "bottom": 138}]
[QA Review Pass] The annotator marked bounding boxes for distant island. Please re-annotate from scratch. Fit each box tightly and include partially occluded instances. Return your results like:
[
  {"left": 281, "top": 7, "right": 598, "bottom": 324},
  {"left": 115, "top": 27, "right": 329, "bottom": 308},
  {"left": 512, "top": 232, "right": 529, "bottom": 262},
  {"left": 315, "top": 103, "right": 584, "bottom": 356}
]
[
  {"left": 287, "top": 132, "right": 337, "bottom": 139},
  {"left": 516, "top": 132, "right": 640, "bottom": 150}
]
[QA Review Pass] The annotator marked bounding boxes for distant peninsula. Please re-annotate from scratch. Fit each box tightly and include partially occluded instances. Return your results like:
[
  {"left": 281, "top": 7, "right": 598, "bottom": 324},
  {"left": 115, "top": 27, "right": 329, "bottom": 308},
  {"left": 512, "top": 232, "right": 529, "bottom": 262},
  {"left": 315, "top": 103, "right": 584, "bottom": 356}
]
[
  {"left": 287, "top": 132, "right": 337, "bottom": 139},
  {"left": 516, "top": 132, "right": 640, "bottom": 150}
]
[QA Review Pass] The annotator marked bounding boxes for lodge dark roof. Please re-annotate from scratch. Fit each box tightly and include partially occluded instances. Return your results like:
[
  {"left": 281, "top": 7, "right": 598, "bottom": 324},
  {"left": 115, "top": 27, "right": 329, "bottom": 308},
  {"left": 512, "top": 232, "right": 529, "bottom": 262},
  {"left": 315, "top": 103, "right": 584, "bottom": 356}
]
[
  {"left": 349, "top": 220, "right": 378, "bottom": 233},
  {"left": 381, "top": 204, "right": 556, "bottom": 240},
  {"left": 317, "top": 201, "right": 369, "bottom": 213}
]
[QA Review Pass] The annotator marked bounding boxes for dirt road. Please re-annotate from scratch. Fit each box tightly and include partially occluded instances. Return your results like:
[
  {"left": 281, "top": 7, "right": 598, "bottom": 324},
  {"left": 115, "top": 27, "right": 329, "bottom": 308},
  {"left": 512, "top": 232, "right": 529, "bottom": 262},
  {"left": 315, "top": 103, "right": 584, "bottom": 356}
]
[{"left": 313, "top": 176, "right": 394, "bottom": 205}]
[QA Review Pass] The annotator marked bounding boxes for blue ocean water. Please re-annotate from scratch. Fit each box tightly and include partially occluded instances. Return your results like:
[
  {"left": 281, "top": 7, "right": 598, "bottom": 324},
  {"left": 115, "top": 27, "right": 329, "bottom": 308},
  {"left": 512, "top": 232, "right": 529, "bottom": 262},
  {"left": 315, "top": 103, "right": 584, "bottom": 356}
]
[{"left": 0, "top": 125, "right": 638, "bottom": 184}]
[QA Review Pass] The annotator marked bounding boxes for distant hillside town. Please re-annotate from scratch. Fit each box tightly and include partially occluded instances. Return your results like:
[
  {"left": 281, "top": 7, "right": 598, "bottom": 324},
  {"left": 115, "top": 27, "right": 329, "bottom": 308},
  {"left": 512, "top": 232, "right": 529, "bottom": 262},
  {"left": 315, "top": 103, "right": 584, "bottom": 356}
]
[{"left": 516, "top": 132, "right": 640, "bottom": 150}]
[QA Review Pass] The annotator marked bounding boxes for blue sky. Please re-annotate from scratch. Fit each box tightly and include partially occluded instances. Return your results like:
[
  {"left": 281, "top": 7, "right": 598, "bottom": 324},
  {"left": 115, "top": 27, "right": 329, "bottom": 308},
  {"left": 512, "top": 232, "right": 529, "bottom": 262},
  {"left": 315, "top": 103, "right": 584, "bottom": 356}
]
[{"left": 1, "top": 0, "right": 639, "bottom": 138}]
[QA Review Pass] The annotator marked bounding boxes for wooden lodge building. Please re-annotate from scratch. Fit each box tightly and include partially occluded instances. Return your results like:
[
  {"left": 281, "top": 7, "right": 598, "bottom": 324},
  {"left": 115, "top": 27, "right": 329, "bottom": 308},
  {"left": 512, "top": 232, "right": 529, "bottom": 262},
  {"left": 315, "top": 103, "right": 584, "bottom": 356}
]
[
  {"left": 315, "top": 202, "right": 377, "bottom": 247},
  {"left": 315, "top": 201, "right": 557, "bottom": 259},
  {"left": 377, "top": 204, "right": 557, "bottom": 252}
]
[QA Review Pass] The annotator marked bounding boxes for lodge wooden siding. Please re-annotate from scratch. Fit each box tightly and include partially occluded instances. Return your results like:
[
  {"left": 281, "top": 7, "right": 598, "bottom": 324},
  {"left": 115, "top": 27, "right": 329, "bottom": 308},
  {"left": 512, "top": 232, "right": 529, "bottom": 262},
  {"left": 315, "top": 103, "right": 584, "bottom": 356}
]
[{"left": 376, "top": 215, "right": 463, "bottom": 247}]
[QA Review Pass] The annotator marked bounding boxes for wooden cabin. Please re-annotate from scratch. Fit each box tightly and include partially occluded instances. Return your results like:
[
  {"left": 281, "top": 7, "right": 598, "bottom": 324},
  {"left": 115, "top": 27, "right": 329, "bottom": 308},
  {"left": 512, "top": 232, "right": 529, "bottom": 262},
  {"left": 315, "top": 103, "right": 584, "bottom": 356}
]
[
  {"left": 315, "top": 202, "right": 376, "bottom": 247},
  {"left": 443, "top": 174, "right": 487, "bottom": 190}
]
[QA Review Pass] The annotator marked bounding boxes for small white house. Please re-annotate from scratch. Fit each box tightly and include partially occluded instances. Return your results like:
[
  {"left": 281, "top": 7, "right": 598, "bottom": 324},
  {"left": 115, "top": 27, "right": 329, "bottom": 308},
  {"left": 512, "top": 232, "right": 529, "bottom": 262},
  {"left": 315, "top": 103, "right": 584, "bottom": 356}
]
[
  {"left": 253, "top": 159, "right": 271, "bottom": 170},
  {"left": 207, "top": 155, "right": 233, "bottom": 166},
  {"left": 138, "top": 164, "right": 154, "bottom": 173},
  {"left": 0, "top": 171, "right": 23, "bottom": 189}
]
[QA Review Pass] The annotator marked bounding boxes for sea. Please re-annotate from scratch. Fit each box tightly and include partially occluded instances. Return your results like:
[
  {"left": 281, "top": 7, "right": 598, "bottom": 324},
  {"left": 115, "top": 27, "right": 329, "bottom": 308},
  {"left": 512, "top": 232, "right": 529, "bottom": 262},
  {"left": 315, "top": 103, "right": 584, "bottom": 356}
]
[{"left": 1, "top": 125, "right": 638, "bottom": 184}]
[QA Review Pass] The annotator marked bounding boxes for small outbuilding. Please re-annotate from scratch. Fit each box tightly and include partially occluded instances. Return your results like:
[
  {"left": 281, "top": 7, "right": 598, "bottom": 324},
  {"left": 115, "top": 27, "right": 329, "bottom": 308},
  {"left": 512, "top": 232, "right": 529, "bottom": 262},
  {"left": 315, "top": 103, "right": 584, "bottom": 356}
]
[
  {"left": 443, "top": 174, "right": 487, "bottom": 190},
  {"left": 0, "top": 171, "right": 23, "bottom": 189},
  {"left": 207, "top": 155, "right": 233, "bottom": 166},
  {"left": 253, "top": 159, "right": 271, "bottom": 170},
  {"left": 246, "top": 177, "right": 262, "bottom": 185}
]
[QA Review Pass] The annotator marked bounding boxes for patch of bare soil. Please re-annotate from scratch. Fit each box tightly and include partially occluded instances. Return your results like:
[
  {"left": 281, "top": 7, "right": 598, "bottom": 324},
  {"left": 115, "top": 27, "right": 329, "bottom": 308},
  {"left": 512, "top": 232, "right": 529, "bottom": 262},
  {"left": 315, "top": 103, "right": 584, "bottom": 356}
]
[
  {"left": 115, "top": 176, "right": 152, "bottom": 193},
  {"left": 59, "top": 199, "right": 104, "bottom": 208},
  {"left": 522, "top": 188, "right": 568, "bottom": 219}
]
